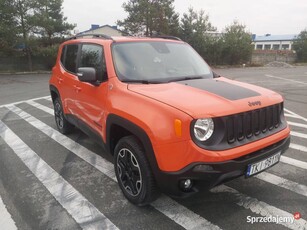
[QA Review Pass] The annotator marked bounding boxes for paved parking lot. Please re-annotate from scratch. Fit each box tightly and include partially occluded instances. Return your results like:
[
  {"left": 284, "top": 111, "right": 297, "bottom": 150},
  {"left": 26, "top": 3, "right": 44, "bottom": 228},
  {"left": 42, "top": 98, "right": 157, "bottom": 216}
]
[{"left": 0, "top": 66, "right": 306, "bottom": 230}]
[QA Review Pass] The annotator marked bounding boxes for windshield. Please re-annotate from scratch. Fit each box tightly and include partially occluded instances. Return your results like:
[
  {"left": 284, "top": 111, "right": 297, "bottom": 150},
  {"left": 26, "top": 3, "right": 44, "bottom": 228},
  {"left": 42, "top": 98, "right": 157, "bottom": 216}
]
[{"left": 112, "top": 41, "right": 213, "bottom": 83}]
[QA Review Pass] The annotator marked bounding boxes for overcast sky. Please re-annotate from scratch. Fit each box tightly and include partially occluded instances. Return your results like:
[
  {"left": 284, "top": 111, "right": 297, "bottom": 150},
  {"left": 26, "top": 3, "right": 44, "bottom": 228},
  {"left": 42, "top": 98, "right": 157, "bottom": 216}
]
[{"left": 63, "top": 0, "right": 307, "bottom": 35}]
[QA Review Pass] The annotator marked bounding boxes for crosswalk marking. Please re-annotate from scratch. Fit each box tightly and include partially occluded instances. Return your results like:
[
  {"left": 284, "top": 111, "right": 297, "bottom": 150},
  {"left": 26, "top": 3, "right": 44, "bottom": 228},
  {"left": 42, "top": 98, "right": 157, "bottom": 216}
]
[
  {"left": 287, "top": 121, "right": 307, "bottom": 129},
  {"left": 281, "top": 155, "right": 307, "bottom": 170},
  {"left": 285, "top": 108, "right": 307, "bottom": 123},
  {"left": 285, "top": 114, "right": 300, "bottom": 119},
  {"left": 26, "top": 100, "right": 54, "bottom": 115},
  {"left": 6, "top": 104, "right": 222, "bottom": 230},
  {"left": 265, "top": 74, "right": 307, "bottom": 86},
  {"left": 0, "top": 195, "right": 17, "bottom": 230},
  {"left": 2, "top": 97, "right": 307, "bottom": 230},
  {"left": 290, "top": 143, "right": 307, "bottom": 153},
  {"left": 211, "top": 185, "right": 307, "bottom": 230},
  {"left": 255, "top": 172, "right": 307, "bottom": 197},
  {"left": 0, "top": 120, "right": 118, "bottom": 230},
  {"left": 152, "top": 196, "right": 222, "bottom": 230},
  {"left": 0, "top": 96, "right": 51, "bottom": 109},
  {"left": 291, "top": 131, "right": 307, "bottom": 139}
]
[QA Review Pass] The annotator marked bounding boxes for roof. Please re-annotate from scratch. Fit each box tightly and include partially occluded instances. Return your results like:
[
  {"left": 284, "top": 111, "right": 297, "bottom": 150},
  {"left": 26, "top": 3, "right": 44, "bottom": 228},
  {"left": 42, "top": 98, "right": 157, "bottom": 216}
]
[
  {"left": 253, "top": 34, "right": 297, "bottom": 42},
  {"left": 65, "top": 34, "right": 184, "bottom": 44}
]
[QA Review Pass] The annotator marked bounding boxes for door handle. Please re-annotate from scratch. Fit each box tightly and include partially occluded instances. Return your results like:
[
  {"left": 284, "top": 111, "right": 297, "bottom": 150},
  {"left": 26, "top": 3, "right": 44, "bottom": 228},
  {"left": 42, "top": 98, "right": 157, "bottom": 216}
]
[{"left": 73, "top": 85, "right": 81, "bottom": 93}]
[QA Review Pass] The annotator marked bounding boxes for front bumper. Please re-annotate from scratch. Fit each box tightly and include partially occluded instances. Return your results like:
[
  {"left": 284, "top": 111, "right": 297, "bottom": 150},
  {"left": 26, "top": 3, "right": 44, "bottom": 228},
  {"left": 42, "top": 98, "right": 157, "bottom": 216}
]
[{"left": 155, "top": 136, "right": 290, "bottom": 198}]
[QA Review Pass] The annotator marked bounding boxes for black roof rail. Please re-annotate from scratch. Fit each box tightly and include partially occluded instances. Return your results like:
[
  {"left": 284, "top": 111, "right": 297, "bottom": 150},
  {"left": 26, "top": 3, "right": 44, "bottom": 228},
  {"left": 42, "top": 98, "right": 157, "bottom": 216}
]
[
  {"left": 67, "top": 33, "right": 114, "bottom": 41},
  {"left": 151, "top": 35, "right": 182, "bottom": 41}
]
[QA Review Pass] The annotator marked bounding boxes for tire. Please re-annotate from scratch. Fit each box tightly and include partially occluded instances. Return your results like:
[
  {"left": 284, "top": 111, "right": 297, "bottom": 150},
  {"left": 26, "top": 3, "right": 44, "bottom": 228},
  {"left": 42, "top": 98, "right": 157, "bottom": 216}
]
[
  {"left": 53, "top": 97, "right": 74, "bottom": 134},
  {"left": 114, "top": 136, "right": 159, "bottom": 206}
]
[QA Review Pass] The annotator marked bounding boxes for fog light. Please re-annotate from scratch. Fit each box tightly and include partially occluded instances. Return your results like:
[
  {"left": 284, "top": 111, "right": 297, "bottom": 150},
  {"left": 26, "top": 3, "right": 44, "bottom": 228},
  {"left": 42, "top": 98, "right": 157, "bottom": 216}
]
[{"left": 180, "top": 179, "right": 193, "bottom": 191}]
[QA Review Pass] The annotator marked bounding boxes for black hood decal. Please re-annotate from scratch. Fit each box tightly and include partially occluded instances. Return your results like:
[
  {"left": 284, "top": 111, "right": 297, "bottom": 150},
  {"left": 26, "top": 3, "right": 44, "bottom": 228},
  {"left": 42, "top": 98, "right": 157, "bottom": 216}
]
[{"left": 177, "top": 79, "right": 260, "bottom": 100}]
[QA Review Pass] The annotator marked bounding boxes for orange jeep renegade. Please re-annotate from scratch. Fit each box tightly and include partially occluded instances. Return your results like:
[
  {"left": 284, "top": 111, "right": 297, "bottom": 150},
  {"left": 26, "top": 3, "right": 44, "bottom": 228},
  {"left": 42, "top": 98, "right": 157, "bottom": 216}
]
[{"left": 49, "top": 34, "right": 290, "bottom": 205}]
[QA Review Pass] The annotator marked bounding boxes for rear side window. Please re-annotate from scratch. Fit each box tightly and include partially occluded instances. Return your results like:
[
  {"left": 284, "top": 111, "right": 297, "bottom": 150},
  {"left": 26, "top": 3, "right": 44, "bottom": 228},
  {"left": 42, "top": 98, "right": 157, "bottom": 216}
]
[
  {"left": 80, "top": 44, "right": 107, "bottom": 81},
  {"left": 61, "top": 44, "right": 78, "bottom": 73}
]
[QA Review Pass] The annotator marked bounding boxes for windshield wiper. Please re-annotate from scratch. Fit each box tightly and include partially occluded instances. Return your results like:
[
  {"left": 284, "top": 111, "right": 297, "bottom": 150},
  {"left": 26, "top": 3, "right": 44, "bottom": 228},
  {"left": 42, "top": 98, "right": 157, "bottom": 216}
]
[
  {"left": 122, "top": 79, "right": 163, "bottom": 84},
  {"left": 167, "top": 76, "right": 204, "bottom": 83}
]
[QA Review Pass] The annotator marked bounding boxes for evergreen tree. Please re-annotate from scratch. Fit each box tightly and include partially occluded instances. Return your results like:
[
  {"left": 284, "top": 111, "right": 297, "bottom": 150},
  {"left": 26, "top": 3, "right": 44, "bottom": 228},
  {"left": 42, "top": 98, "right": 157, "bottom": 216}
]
[
  {"left": 293, "top": 29, "right": 307, "bottom": 62},
  {"left": 32, "top": 0, "right": 75, "bottom": 46},
  {"left": 180, "top": 8, "right": 216, "bottom": 62},
  {"left": 118, "top": 0, "right": 180, "bottom": 36},
  {"left": 11, "top": 0, "right": 36, "bottom": 71},
  {"left": 221, "top": 21, "right": 253, "bottom": 65},
  {"left": 0, "top": 0, "right": 18, "bottom": 53}
]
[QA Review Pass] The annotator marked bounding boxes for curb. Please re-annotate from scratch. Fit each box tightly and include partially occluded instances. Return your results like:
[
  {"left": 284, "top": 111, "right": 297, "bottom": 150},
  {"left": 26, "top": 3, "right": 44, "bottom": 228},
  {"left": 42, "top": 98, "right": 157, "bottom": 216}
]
[{"left": 0, "top": 71, "right": 51, "bottom": 75}]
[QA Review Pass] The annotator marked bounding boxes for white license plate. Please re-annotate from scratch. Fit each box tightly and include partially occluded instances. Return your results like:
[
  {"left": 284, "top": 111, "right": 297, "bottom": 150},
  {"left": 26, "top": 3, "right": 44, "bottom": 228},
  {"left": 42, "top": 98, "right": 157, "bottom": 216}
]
[{"left": 246, "top": 152, "right": 281, "bottom": 177}]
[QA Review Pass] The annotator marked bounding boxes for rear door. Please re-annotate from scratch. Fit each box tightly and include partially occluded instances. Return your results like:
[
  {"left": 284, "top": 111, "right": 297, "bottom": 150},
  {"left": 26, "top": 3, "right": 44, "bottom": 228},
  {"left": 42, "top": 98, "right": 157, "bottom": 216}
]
[{"left": 59, "top": 44, "right": 80, "bottom": 116}]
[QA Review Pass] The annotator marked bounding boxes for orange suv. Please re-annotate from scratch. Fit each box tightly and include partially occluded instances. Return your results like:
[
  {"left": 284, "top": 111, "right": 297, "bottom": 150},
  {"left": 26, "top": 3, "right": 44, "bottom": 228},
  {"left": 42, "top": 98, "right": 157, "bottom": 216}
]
[{"left": 49, "top": 34, "right": 290, "bottom": 205}]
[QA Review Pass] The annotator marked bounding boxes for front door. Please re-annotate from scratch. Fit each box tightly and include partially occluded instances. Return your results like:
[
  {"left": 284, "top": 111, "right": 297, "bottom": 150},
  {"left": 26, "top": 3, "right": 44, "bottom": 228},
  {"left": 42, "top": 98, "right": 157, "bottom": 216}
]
[{"left": 74, "top": 43, "right": 109, "bottom": 139}]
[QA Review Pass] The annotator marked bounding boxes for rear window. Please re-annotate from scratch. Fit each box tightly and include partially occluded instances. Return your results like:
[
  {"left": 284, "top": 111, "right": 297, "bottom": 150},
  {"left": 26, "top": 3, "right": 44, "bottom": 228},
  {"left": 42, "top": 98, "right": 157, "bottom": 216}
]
[{"left": 61, "top": 44, "right": 78, "bottom": 73}]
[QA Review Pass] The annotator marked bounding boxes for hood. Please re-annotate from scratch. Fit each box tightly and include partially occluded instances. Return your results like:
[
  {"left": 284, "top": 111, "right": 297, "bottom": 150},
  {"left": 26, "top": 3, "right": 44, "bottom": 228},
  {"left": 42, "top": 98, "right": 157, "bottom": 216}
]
[{"left": 127, "top": 77, "right": 283, "bottom": 118}]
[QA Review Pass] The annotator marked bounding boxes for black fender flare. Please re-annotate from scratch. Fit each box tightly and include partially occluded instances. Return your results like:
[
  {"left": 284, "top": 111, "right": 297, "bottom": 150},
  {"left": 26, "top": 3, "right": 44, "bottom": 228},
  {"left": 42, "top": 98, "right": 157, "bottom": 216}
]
[
  {"left": 106, "top": 114, "right": 161, "bottom": 178},
  {"left": 49, "top": 85, "right": 60, "bottom": 102}
]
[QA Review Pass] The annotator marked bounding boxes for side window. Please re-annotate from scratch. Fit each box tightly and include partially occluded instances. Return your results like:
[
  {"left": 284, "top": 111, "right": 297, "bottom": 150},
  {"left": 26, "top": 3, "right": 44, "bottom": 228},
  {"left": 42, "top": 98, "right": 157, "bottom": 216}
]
[
  {"left": 60, "top": 46, "right": 66, "bottom": 64},
  {"left": 79, "top": 44, "right": 107, "bottom": 81},
  {"left": 64, "top": 44, "right": 78, "bottom": 73}
]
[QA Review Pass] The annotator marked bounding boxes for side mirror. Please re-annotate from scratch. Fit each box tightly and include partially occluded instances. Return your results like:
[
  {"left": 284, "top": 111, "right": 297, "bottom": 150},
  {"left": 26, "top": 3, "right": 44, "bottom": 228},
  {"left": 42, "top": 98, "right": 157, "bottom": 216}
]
[
  {"left": 213, "top": 71, "right": 220, "bottom": 78},
  {"left": 77, "top": 67, "right": 97, "bottom": 83}
]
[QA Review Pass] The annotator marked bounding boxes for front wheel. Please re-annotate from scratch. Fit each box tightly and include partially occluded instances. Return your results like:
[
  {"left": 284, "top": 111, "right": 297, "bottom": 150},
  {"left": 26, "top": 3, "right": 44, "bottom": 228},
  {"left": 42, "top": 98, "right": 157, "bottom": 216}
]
[{"left": 114, "top": 136, "right": 159, "bottom": 206}]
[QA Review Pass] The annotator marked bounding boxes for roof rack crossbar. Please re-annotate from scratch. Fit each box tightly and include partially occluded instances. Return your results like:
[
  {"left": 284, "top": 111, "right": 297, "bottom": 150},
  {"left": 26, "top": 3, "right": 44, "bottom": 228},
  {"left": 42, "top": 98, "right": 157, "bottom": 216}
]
[
  {"left": 151, "top": 35, "right": 182, "bottom": 41},
  {"left": 67, "top": 33, "right": 114, "bottom": 41}
]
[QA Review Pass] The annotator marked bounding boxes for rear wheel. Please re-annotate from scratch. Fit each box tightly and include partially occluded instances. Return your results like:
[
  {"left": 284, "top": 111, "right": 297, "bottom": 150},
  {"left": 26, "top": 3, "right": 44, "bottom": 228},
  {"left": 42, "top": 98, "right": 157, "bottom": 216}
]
[
  {"left": 114, "top": 136, "right": 159, "bottom": 206},
  {"left": 53, "top": 97, "right": 74, "bottom": 134}
]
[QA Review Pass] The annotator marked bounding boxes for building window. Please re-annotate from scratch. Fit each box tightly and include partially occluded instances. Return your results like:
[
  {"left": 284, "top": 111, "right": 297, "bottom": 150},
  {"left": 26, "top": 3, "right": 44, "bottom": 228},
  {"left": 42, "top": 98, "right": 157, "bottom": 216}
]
[
  {"left": 281, "top": 44, "right": 289, "bottom": 50},
  {"left": 264, "top": 44, "right": 271, "bottom": 50},
  {"left": 272, "top": 44, "right": 279, "bottom": 50},
  {"left": 256, "top": 44, "right": 263, "bottom": 50}
]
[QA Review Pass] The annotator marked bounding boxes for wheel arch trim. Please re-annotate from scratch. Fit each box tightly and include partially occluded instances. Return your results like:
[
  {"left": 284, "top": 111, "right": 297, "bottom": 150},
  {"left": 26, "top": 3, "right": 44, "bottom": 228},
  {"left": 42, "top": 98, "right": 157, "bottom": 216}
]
[{"left": 106, "top": 114, "right": 160, "bottom": 177}]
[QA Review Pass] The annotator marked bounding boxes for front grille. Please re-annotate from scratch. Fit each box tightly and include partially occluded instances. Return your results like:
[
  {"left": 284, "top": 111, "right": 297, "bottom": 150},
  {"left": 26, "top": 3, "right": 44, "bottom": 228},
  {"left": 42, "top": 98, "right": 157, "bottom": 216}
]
[{"left": 226, "top": 103, "right": 284, "bottom": 144}]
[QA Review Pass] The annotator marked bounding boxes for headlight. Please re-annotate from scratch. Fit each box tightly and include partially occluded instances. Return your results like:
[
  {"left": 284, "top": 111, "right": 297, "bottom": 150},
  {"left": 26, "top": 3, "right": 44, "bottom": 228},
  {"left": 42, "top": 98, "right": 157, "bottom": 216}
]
[{"left": 193, "top": 118, "right": 214, "bottom": 141}]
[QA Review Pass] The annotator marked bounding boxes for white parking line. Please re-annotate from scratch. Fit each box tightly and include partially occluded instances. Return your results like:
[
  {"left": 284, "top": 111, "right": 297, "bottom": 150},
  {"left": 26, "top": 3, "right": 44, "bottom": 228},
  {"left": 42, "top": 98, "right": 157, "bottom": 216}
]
[
  {"left": 6, "top": 104, "right": 222, "bottom": 230},
  {"left": 26, "top": 101, "right": 54, "bottom": 115},
  {"left": 255, "top": 172, "right": 307, "bottom": 197},
  {"left": 285, "top": 108, "right": 307, "bottom": 123},
  {"left": 152, "top": 196, "right": 222, "bottom": 230},
  {"left": 280, "top": 156, "right": 307, "bottom": 170},
  {"left": 0, "top": 195, "right": 17, "bottom": 230},
  {"left": 0, "top": 96, "right": 51, "bottom": 108},
  {"left": 265, "top": 74, "right": 307, "bottom": 85},
  {"left": 291, "top": 131, "right": 307, "bottom": 139},
  {"left": 288, "top": 121, "right": 307, "bottom": 129},
  {"left": 285, "top": 114, "right": 302, "bottom": 119},
  {"left": 0, "top": 120, "right": 118, "bottom": 230},
  {"left": 211, "top": 185, "right": 307, "bottom": 230},
  {"left": 290, "top": 143, "right": 307, "bottom": 152}
]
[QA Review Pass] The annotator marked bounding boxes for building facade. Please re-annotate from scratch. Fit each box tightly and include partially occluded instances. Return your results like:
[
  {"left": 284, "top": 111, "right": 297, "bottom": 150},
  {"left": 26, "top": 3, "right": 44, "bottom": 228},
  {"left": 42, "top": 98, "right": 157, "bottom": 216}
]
[{"left": 252, "top": 34, "right": 297, "bottom": 50}]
